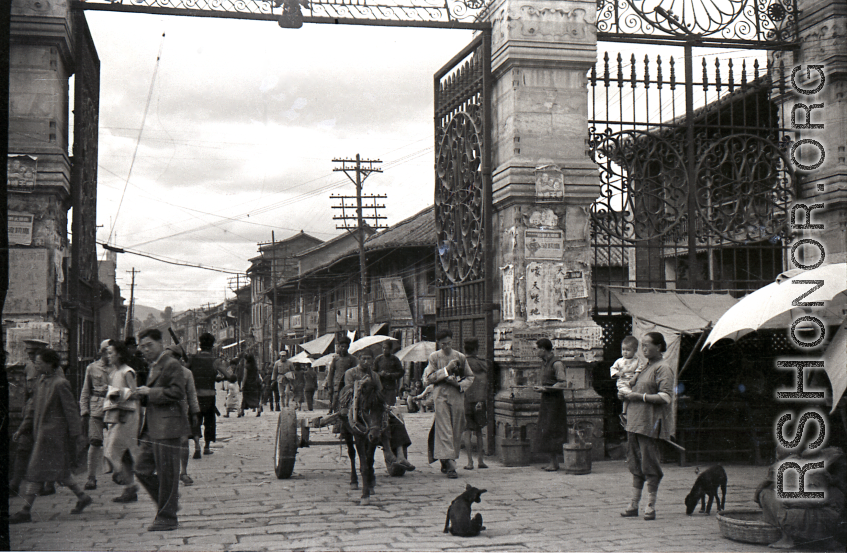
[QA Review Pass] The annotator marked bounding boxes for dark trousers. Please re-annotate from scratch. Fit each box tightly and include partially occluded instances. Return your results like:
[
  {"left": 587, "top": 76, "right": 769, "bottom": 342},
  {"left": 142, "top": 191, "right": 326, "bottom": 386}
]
[
  {"left": 626, "top": 432, "right": 663, "bottom": 492},
  {"left": 135, "top": 433, "right": 181, "bottom": 524},
  {"left": 270, "top": 385, "right": 281, "bottom": 406},
  {"left": 198, "top": 396, "right": 216, "bottom": 444},
  {"left": 304, "top": 390, "right": 315, "bottom": 411}
]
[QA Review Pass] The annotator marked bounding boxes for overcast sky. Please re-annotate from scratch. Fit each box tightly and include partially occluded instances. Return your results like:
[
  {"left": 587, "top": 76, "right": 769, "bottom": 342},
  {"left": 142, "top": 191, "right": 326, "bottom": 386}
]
[
  {"left": 86, "top": 11, "right": 476, "bottom": 313},
  {"left": 86, "top": 9, "right": 769, "bottom": 316}
]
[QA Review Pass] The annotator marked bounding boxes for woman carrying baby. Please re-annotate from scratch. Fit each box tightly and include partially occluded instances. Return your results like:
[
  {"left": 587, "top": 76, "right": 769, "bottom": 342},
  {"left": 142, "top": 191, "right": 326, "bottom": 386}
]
[
  {"left": 102, "top": 341, "right": 142, "bottom": 503},
  {"left": 620, "top": 331, "right": 674, "bottom": 521}
]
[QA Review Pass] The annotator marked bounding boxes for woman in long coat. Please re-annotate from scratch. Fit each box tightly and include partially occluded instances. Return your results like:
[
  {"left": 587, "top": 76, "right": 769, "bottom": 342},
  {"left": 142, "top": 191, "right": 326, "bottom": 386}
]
[
  {"left": 239, "top": 354, "right": 263, "bottom": 416},
  {"left": 10, "top": 349, "right": 93, "bottom": 524}
]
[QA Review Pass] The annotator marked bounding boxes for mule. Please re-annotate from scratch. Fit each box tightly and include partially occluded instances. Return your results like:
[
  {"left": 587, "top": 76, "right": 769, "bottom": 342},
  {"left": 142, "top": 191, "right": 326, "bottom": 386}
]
[{"left": 340, "top": 378, "right": 397, "bottom": 505}]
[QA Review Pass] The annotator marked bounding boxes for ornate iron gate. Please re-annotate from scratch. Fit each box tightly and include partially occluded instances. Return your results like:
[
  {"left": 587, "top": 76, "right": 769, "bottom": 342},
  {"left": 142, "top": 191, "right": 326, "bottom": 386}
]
[
  {"left": 433, "top": 32, "right": 493, "bottom": 449},
  {"left": 589, "top": 0, "right": 799, "bottom": 316}
]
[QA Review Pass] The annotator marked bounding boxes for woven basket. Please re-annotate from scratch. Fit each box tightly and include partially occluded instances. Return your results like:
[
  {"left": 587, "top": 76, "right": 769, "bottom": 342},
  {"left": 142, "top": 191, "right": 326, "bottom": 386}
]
[{"left": 716, "top": 509, "right": 781, "bottom": 545}]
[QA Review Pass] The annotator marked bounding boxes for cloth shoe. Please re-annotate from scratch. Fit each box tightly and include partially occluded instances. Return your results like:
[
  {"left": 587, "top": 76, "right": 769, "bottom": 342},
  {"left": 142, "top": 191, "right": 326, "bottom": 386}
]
[
  {"left": 192, "top": 450, "right": 202, "bottom": 459},
  {"left": 70, "top": 494, "right": 93, "bottom": 514},
  {"left": 180, "top": 474, "right": 194, "bottom": 486},
  {"left": 83, "top": 479, "right": 96, "bottom": 490},
  {"left": 644, "top": 491, "right": 657, "bottom": 520},
  {"left": 203, "top": 446, "right": 213, "bottom": 455},
  {"left": 621, "top": 487, "right": 642, "bottom": 517},
  {"left": 113, "top": 485, "right": 139, "bottom": 503}
]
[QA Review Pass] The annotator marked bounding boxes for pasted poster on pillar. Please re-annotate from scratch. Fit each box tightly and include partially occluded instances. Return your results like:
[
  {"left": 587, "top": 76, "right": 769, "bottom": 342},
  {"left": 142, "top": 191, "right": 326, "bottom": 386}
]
[
  {"left": 501, "top": 265, "right": 515, "bottom": 321},
  {"left": 7, "top": 249, "right": 49, "bottom": 314},
  {"left": 526, "top": 262, "right": 589, "bottom": 321},
  {"left": 8, "top": 212, "right": 34, "bottom": 245},
  {"left": 524, "top": 229, "right": 564, "bottom": 261},
  {"left": 534, "top": 164, "right": 564, "bottom": 201},
  {"left": 8, "top": 155, "right": 37, "bottom": 190}
]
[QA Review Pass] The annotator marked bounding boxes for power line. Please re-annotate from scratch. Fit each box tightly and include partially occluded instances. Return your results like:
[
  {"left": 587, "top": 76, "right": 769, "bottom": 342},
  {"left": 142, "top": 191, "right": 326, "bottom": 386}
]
[
  {"left": 100, "top": 242, "right": 243, "bottom": 275},
  {"left": 107, "top": 32, "right": 166, "bottom": 246}
]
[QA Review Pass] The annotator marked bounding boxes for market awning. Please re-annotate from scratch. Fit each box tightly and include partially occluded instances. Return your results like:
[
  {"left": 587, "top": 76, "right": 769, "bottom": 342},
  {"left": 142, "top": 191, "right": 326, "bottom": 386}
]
[
  {"left": 221, "top": 340, "right": 244, "bottom": 350},
  {"left": 300, "top": 333, "right": 335, "bottom": 355},
  {"left": 370, "top": 323, "right": 388, "bottom": 336},
  {"left": 607, "top": 288, "right": 738, "bottom": 335}
]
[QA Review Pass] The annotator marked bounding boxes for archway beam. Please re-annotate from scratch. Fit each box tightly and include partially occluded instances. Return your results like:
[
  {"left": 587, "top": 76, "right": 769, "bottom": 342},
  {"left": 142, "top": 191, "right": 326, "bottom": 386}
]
[{"left": 70, "top": 0, "right": 491, "bottom": 30}]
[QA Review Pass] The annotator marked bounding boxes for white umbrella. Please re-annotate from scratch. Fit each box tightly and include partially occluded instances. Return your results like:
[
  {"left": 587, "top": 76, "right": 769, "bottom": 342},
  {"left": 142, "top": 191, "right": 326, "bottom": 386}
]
[
  {"left": 823, "top": 321, "right": 847, "bottom": 414},
  {"left": 288, "top": 351, "right": 313, "bottom": 365},
  {"left": 395, "top": 341, "right": 436, "bottom": 363},
  {"left": 312, "top": 353, "right": 336, "bottom": 368},
  {"left": 348, "top": 335, "right": 397, "bottom": 354},
  {"left": 703, "top": 262, "right": 847, "bottom": 347}
]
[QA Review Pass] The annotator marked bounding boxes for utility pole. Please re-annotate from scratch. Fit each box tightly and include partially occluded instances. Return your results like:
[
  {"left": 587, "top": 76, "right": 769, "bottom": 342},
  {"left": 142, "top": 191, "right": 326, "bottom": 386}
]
[
  {"left": 270, "top": 232, "right": 279, "bottom": 359},
  {"left": 124, "top": 268, "right": 139, "bottom": 339},
  {"left": 332, "top": 154, "right": 386, "bottom": 337}
]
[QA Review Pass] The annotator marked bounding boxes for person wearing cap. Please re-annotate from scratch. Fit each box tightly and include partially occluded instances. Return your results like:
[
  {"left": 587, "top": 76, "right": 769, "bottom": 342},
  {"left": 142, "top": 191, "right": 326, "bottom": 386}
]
[
  {"left": 79, "top": 339, "right": 117, "bottom": 490},
  {"left": 271, "top": 349, "right": 294, "bottom": 410},
  {"left": 10, "top": 339, "right": 56, "bottom": 497}
]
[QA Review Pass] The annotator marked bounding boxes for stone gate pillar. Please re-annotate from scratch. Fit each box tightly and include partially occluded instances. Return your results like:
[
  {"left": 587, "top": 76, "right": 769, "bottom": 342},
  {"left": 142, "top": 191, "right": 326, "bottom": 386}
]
[
  {"left": 484, "top": 0, "right": 605, "bottom": 465},
  {"left": 6, "top": 0, "right": 75, "bottom": 425}
]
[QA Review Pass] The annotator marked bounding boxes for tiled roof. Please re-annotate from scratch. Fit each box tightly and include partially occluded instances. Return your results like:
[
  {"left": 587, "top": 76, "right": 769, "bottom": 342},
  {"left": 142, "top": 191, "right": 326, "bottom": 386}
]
[{"left": 365, "top": 205, "right": 435, "bottom": 251}]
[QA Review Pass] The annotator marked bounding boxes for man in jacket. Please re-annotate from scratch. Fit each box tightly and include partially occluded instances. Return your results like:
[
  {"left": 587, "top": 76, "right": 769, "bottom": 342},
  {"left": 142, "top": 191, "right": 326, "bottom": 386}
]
[
  {"left": 188, "top": 332, "right": 233, "bottom": 457},
  {"left": 135, "top": 328, "right": 189, "bottom": 531},
  {"left": 271, "top": 349, "right": 293, "bottom": 409},
  {"left": 79, "top": 339, "right": 115, "bottom": 490}
]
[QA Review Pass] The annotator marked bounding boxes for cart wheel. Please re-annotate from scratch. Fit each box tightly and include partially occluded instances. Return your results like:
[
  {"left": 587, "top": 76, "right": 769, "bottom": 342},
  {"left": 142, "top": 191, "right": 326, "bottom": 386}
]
[{"left": 274, "top": 408, "right": 298, "bottom": 479}]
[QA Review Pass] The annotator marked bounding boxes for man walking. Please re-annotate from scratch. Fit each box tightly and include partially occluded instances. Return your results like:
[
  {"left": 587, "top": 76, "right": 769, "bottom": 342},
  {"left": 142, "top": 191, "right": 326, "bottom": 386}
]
[
  {"left": 423, "top": 330, "right": 474, "bottom": 479},
  {"left": 271, "top": 350, "right": 291, "bottom": 410},
  {"left": 135, "top": 328, "right": 188, "bottom": 532},
  {"left": 79, "top": 339, "right": 116, "bottom": 490},
  {"left": 188, "top": 332, "right": 233, "bottom": 457}
]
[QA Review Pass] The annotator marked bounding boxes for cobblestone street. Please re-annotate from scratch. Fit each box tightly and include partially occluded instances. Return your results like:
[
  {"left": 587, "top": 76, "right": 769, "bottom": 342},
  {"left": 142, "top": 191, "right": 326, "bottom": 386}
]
[{"left": 11, "top": 392, "right": 774, "bottom": 552}]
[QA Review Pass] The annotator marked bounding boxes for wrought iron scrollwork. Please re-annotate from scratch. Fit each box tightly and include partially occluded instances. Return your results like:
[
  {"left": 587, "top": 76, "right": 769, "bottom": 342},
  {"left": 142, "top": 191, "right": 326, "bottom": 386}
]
[
  {"left": 596, "top": 0, "right": 797, "bottom": 44},
  {"left": 588, "top": 129, "right": 688, "bottom": 242},
  {"left": 694, "top": 133, "right": 795, "bottom": 243},
  {"left": 435, "top": 112, "right": 483, "bottom": 284}
]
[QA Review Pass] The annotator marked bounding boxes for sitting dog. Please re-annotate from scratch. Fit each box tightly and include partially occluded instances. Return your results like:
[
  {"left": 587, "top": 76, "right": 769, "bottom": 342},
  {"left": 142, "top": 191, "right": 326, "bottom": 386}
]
[
  {"left": 444, "top": 484, "right": 487, "bottom": 537},
  {"left": 685, "top": 465, "right": 727, "bottom": 515}
]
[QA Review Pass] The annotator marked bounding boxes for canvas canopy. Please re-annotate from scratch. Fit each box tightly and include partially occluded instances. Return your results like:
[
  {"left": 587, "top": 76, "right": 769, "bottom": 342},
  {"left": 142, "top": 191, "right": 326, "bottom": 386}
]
[
  {"left": 606, "top": 288, "right": 739, "bottom": 439},
  {"left": 300, "top": 333, "right": 335, "bottom": 355}
]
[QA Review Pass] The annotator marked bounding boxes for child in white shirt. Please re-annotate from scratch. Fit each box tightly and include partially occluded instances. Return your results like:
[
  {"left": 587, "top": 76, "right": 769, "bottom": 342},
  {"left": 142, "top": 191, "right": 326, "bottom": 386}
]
[{"left": 610, "top": 335, "right": 640, "bottom": 425}]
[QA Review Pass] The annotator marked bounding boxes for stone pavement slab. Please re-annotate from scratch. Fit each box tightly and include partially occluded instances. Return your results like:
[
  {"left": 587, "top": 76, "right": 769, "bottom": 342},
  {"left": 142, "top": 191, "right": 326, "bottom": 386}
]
[{"left": 10, "top": 391, "right": 783, "bottom": 551}]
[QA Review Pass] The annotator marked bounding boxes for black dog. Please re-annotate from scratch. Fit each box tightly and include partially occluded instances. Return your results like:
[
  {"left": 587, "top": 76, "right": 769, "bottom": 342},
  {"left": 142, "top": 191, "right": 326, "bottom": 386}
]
[
  {"left": 685, "top": 465, "right": 727, "bottom": 515},
  {"left": 444, "top": 484, "right": 487, "bottom": 537}
]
